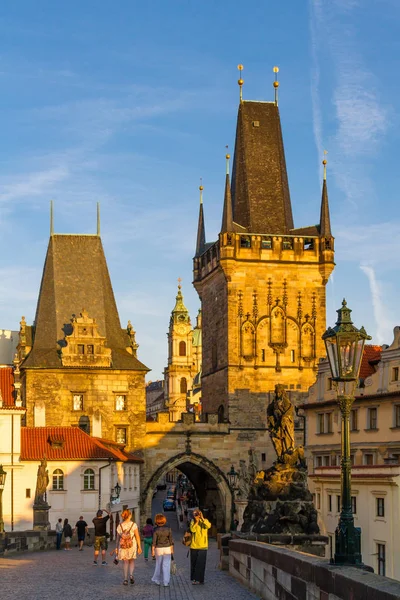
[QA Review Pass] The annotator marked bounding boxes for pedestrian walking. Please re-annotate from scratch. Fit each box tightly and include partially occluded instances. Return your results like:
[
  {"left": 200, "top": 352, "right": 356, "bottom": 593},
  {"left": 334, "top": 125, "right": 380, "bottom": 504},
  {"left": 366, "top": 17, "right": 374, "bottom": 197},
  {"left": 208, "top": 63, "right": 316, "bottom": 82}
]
[
  {"left": 63, "top": 518, "right": 73, "bottom": 551},
  {"left": 92, "top": 508, "right": 110, "bottom": 565},
  {"left": 115, "top": 509, "right": 142, "bottom": 586},
  {"left": 151, "top": 513, "right": 174, "bottom": 587},
  {"left": 189, "top": 509, "right": 211, "bottom": 585},
  {"left": 74, "top": 515, "right": 89, "bottom": 551},
  {"left": 142, "top": 517, "right": 154, "bottom": 562},
  {"left": 55, "top": 518, "right": 63, "bottom": 550}
]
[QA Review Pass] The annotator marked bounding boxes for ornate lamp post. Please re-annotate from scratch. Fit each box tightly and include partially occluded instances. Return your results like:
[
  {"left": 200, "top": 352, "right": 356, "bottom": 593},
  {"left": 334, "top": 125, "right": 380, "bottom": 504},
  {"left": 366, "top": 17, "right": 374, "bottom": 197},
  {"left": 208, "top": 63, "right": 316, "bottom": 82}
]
[
  {"left": 227, "top": 465, "right": 239, "bottom": 530},
  {"left": 0, "top": 464, "right": 7, "bottom": 533},
  {"left": 110, "top": 481, "right": 121, "bottom": 504},
  {"left": 323, "top": 299, "right": 371, "bottom": 565}
]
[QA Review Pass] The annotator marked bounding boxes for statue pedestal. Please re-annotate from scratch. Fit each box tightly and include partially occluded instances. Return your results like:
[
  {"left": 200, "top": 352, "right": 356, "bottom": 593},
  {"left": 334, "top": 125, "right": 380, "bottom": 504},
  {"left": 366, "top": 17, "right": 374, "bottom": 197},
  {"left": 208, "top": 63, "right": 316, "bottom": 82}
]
[{"left": 33, "top": 503, "right": 51, "bottom": 531}]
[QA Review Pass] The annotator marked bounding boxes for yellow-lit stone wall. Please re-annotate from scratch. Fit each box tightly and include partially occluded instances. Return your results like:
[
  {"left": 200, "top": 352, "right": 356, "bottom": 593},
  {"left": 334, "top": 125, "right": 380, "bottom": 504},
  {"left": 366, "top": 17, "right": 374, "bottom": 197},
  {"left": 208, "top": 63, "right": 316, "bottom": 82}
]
[
  {"left": 194, "top": 233, "right": 334, "bottom": 422},
  {"left": 22, "top": 369, "right": 147, "bottom": 451}
]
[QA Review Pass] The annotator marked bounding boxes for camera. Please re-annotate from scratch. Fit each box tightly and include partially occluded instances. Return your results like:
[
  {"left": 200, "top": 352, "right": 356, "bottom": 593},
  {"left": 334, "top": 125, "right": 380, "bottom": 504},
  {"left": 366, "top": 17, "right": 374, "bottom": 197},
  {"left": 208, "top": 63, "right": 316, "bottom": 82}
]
[{"left": 113, "top": 558, "right": 119, "bottom": 565}]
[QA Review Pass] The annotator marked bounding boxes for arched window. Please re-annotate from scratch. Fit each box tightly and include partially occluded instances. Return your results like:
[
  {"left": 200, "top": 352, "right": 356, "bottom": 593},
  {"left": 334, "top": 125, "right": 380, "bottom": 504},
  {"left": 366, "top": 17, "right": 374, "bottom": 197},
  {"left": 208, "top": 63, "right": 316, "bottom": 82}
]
[
  {"left": 217, "top": 404, "right": 225, "bottom": 424},
  {"left": 180, "top": 377, "right": 187, "bottom": 394},
  {"left": 52, "top": 469, "right": 64, "bottom": 490},
  {"left": 83, "top": 468, "right": 95, "bottom": 491},
  {"left": 179, "top": 341, "right": 186, "bottom": 356}
]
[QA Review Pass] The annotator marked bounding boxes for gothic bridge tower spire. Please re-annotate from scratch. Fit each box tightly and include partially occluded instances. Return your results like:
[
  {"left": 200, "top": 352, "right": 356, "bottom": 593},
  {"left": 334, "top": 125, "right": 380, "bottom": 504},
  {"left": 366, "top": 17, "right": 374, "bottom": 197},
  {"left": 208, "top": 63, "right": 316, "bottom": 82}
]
[{"left": 193, "top": 66, "right": 335, "bottom": 424}]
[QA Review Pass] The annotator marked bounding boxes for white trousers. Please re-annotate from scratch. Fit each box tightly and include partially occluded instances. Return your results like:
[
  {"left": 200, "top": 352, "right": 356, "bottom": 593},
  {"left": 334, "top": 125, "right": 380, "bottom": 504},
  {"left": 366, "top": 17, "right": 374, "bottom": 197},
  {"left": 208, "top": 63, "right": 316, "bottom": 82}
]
[{"left": 151, "top": 547, "right": 172, "bottom": 586}]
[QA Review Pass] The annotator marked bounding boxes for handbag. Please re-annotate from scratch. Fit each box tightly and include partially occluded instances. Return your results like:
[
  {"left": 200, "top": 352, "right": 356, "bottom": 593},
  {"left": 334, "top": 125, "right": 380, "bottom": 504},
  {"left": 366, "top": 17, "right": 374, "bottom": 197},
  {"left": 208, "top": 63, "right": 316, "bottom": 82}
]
[
  {"left": 170, "top": 555, "right": 177, "bottom": 575},
  {"left": 182, "top": 530, "right": 192, "bottom": 547}
]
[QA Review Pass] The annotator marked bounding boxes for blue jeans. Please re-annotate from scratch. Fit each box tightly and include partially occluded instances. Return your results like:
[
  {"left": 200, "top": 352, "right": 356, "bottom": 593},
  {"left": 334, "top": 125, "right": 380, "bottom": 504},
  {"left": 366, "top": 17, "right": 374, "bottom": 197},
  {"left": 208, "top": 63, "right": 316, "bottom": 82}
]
[{"left": 56, "top": 532, "right": 62, "bottom": 550}]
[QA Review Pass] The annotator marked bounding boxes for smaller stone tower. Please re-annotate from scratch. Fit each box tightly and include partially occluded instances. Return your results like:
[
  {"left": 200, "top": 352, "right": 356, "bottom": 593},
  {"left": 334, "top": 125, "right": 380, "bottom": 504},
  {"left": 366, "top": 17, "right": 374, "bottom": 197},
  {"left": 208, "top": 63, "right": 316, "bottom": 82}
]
[{"left": 164, "top": 283, "right": 194, "bottom": 421}]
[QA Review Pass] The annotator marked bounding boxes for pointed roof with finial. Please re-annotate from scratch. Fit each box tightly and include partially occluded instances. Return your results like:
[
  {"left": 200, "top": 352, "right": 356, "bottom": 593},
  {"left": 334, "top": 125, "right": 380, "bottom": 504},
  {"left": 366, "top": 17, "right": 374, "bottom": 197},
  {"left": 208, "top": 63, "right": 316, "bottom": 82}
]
[
  {"left": 230, "top": 65, "right": 294, "bottom": 234},
  {"left": 221, "top": 150, "right": 234, "bottom": 233},
  {"left": 171, "top": 279, "right": 190, "bottom": 325},
  {"left": 319, "top": 152, "right": 332, "bottom": 237},
  {"left": 195, "top": 181, "right": 206, "bottom": 256}
]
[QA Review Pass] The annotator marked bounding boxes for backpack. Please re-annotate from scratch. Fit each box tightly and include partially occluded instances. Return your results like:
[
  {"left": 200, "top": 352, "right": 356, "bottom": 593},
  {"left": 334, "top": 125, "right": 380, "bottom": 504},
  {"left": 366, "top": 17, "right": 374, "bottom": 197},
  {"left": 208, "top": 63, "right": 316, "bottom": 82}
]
[
  {"left": 182, "top": 529, "right": 192, "bottom": 547},
  {"left": 119, "top": 523, "right": 134, "bottom": 550}
]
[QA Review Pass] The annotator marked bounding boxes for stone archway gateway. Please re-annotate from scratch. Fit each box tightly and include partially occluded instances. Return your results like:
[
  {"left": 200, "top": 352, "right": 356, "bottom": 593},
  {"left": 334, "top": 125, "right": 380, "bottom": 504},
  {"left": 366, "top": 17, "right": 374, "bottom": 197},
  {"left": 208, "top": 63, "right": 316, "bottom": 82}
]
[{"left": 141, "top": 452, "right": 233, "bottom": 532}]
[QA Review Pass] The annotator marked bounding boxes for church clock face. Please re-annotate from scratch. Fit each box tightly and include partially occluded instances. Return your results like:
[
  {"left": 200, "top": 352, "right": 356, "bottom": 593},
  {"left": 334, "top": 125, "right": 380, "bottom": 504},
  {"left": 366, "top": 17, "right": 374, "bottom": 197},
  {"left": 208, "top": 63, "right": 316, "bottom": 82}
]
[
  {"left": 177, "top": 325, "right": 186, "bottom": 334},
  {"left": 178, "top": 314, "right": 186, "bottom": 322}
]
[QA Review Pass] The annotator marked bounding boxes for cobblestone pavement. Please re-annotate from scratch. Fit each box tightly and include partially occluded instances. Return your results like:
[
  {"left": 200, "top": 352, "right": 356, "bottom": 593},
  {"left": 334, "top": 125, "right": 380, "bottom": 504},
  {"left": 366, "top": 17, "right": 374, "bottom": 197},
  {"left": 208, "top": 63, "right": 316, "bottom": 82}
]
[
  {"left": 1, "top": 492, "right": 259, "bottom": 600},
  {"left": 0, "top": 537, "right": 259, "bottom": 600}
]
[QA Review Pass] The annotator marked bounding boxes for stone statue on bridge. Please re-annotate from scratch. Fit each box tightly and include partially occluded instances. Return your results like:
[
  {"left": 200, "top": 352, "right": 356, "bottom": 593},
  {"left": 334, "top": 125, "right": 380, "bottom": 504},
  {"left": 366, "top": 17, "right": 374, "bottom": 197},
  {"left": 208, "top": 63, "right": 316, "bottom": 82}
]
[
  {"left": 34, "top": 457, "right": 49, "bottom": 506},
  {"left": 267, "top": 384, "right": 295, "bottom": 463}
]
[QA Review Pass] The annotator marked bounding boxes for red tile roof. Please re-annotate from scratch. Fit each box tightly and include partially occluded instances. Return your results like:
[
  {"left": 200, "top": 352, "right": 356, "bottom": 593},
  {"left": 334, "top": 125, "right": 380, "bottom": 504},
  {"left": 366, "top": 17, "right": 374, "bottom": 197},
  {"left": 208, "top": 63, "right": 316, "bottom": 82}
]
[
  {"left": 21, "top": 427, "right": 143, "bottom": 462},
  {"left": 359, "top": 344, "right": 382, "bottom": 379},
  {"left": 0, "top": 367, "right": 14, "bottom": 405}
]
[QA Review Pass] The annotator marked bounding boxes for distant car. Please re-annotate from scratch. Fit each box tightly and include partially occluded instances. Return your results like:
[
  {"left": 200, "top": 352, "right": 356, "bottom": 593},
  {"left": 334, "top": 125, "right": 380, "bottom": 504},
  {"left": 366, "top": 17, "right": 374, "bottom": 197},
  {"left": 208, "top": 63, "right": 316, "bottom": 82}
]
[
  {"left": 163, "top": 498, "right": 176, "bottom": 511},
  {"left": 156, "top": 483, "right": 167, "bottom": 490}
]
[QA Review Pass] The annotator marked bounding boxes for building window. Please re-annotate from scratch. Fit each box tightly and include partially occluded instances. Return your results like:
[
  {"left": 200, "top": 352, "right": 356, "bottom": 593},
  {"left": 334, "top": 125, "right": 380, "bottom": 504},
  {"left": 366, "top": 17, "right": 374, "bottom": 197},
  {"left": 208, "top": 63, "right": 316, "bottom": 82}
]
[
  {"left": 26, "top": 489, "right": 31, "bottom": 498},
  {"left": 337, "top": 495, "right": 341, "bottom": 513},
  {"left": 217, "top": 404, "right": 224, "bottom": 423},
  {"left": 350, "top": 409, "right": 358, "bottom": 431},
  {"left": 328, "top": 494, "right": 332, "bottom": 512},
  {"left": 240, "top": 236, "right": 251, "bottom": 248},
  {"left": 315, "top": 455, "right": 322, "bottom": 468},
  {"left": 317, "top": 412, "right": 333, "bottom": 434},
  {"left": 350, "top": 454, "right": 355, "bottom": 466},
  {"left": 180, "top": 377, "right": 187, "bottom": 394},
  {"left": 77, "top": 344, "right": 85, "bottom": 354},
  {"left": 290, "top": 349, "right": 295, "bottom": 363},
  {"left": 115, "top": 395, "right": 127, "bottom": 411},
  {"left": 261, "top": 453, "right": 266, "bottom": 462},
  {"left": 87, "top": 344, "right": 94, "bottom": 355},
  {"left": 351, "top": 496, "right": 357, "bottom": 514},
  {"left": 116, "top": 428, "right": 127, "bottom": 444},
  {"left": 52, "top": 469, "right": 64, "bottom": 490},
  {"left": 73, "top": 394, "right": 84, "bottom": 411},
  {"left": 323, "top": 455, "right": 330, "bottom": 466},
  {"left": 316, "top": 493, "right": 321, "bottom": 509},
  {"left": 395, "top": 405, "right": 400, "bottom": 428},
  {"left": 364, "top": 453, "right": 374, "bottom": 465},
  {"left": 326, "top": 377, "right": 333, "bottom": 391},
  {"left": 179, "top": 341, "right": 186, "bottom": 356},
  {"left": 367, "top": 407, "right": 378, "bottom": 430},
  {"left": 392, "top": 367, "right": 399, "bottom": 382},
  {"left": 377, "top": 543, "right": 386, "bottom": 576},
  {"left": 261, "top": 349, "right": 266, "bottom": 362},
  {"left": 376, "top": 497, "right": 385, "bottom": 518},
  {"left": 282, "top": 237, "right": 293, "bottom": 250},
  {"left": 83, "top": 468, "right": 95, "bottom": 490}
]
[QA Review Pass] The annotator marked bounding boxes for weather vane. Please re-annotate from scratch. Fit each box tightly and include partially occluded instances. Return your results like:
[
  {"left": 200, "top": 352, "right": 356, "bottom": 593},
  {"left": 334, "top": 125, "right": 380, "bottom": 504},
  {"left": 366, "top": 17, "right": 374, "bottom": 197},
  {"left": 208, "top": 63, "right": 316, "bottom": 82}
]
[
  {"left": 237, "top": 64, "right": 244, "bottom": 102},
  {"left": 323, "top": 150, "right": 328, "bottom": 180},
  {"left": 273, "top": 66, "right": 279, "bottom": 106}
]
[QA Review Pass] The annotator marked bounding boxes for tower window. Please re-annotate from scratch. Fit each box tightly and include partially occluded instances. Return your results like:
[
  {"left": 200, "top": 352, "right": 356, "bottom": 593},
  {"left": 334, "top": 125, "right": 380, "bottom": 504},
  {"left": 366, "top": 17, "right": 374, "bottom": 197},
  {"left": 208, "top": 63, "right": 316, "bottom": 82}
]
[
  {"left": 77, "top": 344, "right": 85, "bottom": 354},
  {"left": 240, "top": 236, "right": 251, "bottom": 248},
  {"left": 73, "top": 394, "right": 84, "bottom": 411},
  {"left": 217, "top": 404, "right": 224, "bottom": 423},
  {"left": 180, "top": 378, "right": 187, "bottom": 394},
  {"left": 261, "top": 236, "right": 272, "bottom": 249},
  {"left": 116, "top": 428, "right": 127, "bottom": 444},
  {"left": 261, "top": 349, "right": 265, "bottom": 362},
  {"left": 282, "top": 237, "right": 293, "bottom": 250},
  {"left": 115, "top": 395, "right": 127, "bottom": 411},
  {"left": 87, "top": 344, "right": 94, "bottom": 354},
  {"left": 179, "top": 341, "right": 186, "bottom": 356},
  {"left": 290, "top": 349, "right": 295, "bottom": 363}
]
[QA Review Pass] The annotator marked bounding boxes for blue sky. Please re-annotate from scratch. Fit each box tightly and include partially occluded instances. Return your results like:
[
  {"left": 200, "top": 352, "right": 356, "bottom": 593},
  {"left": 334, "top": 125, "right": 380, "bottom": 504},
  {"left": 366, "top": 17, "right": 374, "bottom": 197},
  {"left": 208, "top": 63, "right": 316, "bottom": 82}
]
[{"left": 0, "top": 1, "right": 399, "bottom": 379}]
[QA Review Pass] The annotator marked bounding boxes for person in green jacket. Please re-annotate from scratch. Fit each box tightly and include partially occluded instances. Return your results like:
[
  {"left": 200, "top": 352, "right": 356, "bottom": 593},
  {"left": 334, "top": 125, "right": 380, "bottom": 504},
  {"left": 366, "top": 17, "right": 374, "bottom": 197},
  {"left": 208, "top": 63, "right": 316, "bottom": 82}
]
[{"left": 189, "top": 509, "right": 211, "bottom": 584}]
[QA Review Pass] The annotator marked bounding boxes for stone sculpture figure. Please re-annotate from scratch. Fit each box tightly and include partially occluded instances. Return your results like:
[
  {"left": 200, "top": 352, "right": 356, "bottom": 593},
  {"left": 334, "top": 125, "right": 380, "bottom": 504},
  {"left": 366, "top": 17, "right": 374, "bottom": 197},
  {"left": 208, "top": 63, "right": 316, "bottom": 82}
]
[
  {"left": 267, "top": 384, "right": 295, "bottom": 462},
  {"left": 34, "top": 457, "right": 49, "bottom": 506}
]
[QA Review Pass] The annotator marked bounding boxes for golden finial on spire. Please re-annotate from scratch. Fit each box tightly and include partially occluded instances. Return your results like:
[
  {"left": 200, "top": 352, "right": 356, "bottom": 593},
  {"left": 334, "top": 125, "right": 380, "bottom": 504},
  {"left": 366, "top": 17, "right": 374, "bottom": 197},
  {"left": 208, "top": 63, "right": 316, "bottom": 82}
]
[
  {"left": 177, "top": 277, "right": 182, "bottom": 290},
  {"left": 199, "top": 178, "right": 203, "bottom": 204},
  {"left": 225, "top": 145, "right": 230, "bottom": 175},
  {"left": 237, "top": 64, "right": 244, "bottom": 102},
  {"left": 322, "top": 150, "right": 328, "bottom": 181},
  {"left": 273, "top": 66, "right": 279, "bottom": 106}
]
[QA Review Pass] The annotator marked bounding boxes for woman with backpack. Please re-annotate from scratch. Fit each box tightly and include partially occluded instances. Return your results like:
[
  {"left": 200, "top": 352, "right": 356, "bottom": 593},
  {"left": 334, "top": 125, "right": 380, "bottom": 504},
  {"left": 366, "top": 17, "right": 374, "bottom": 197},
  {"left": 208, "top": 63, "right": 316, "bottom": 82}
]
[
  {"left": 142, "top": 517, "right": 155, "bottom": 562},
  {"left": 116, "top": 509, "right": 142, "bottom": 586},
  {"left": 151, "top": 513, "right": 174, "bottom": 587},
  {"left": 63, "top": 518, "right": 73, "bottom": 551}
]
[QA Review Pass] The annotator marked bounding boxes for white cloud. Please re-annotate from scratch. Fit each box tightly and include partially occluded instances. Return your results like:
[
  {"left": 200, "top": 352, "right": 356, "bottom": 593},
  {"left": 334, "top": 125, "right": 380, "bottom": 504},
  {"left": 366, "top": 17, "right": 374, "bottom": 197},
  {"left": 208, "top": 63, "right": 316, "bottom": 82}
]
[
  {"left": 360, "top": 264, "right": 392, "bottom": 344},
  {"left": 0, "top": 165, "right": 69, "bottom": 204}
]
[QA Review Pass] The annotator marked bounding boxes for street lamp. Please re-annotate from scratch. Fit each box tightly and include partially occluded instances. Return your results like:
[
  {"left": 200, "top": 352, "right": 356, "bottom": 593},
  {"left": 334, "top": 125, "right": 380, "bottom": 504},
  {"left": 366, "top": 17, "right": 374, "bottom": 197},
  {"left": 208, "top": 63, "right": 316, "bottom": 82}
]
[
  {"left": 227, "top": 465, "right": 239, "bottom": 530},
  {"left": 323, "top": 299, "right": 371, "bottom": 566},
  {"left": 0, "top": 464, "right": 7, "bottom": 533},
  {"left": 110, "top": 481, "right": 121, "bottom": 504}
]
